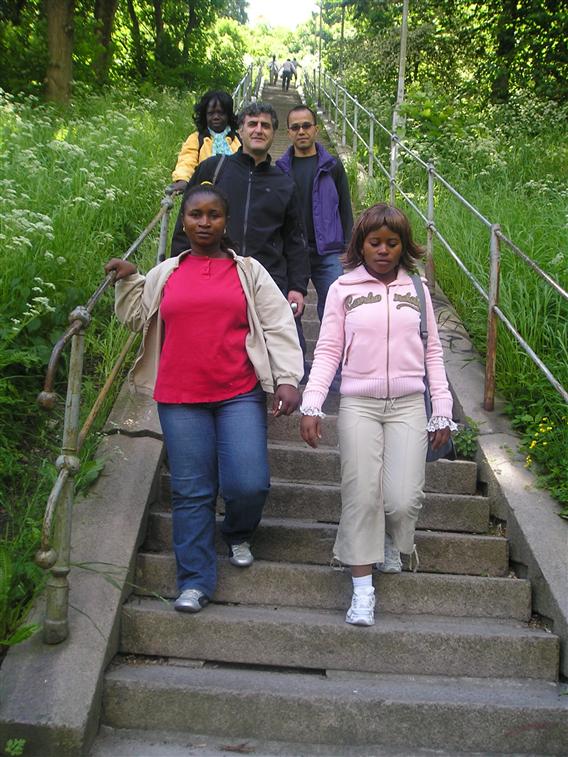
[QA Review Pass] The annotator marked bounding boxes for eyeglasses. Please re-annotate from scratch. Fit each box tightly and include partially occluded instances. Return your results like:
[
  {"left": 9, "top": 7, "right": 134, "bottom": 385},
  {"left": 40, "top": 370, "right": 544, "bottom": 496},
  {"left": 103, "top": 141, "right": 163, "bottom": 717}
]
[{"left": 288, "top": 122, "right": 315, "bottom": 132}]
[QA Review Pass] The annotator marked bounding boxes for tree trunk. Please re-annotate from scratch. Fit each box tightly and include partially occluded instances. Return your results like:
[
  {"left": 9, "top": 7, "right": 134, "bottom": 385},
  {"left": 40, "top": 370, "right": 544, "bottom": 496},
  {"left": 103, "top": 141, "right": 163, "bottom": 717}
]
[
  {"left": 94, "top": 0, "right": 119, "bottom": 85},
  {"left": 153, "top": 0, "right": 164, "bottom": 56},
  {"left": 182, "top": 1, "right": 199, "bottom": 60},
  {"left": 491, "top": 0, "right": 517, "bottom": 103},
  {"left": 46, "top": 0, "right": 75, "bottom": 103},
  {"left": 126, "top": 0, "right": 147, "bottom": 77}
]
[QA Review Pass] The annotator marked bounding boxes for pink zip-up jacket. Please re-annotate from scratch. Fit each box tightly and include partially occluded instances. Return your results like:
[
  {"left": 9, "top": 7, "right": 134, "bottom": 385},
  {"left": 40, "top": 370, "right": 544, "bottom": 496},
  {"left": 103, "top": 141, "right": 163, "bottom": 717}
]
[{"left": 302, "top": 265, "right": 453, "bottom": 418}]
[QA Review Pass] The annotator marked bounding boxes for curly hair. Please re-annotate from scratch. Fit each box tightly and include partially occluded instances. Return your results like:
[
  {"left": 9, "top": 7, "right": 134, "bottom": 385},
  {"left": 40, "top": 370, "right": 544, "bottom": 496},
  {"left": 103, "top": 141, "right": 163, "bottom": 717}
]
[
  {"left": 342, "top": 203, "right": 425, "bottom": 272},
  {"left": 193, "top": 91, "right": 238, "bottom": 137},
  {"left": 237, "top": 101, "right": 279, "bottom": 130}
]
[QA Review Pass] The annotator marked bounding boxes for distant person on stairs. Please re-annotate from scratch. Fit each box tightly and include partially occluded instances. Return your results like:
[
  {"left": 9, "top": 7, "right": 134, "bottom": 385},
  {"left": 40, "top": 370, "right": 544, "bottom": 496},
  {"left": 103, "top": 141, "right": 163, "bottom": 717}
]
[
  {"left": 300, "top": 204, "right": 456, "bottom": 627},
  {"left": 269, "top": 55, "right": 279, "bottom": 85},
  {"left": 276, "top": 105, "right": 353, "bottom": 383},
  {"left": 105, "top": 185, "right": 303, "bottom": 615},
  {"left": 170, "top": 90, "right": 241, "bottom": 193},
  {"left": 281, "top": 59, "right": 293, "bottom": 91}
]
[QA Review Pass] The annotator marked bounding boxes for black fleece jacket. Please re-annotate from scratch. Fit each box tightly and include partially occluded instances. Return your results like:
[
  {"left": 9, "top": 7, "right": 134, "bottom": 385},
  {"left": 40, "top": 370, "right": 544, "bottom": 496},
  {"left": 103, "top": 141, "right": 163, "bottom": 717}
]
[{"left": 170, "top": 149, "right": 309, "bottom": 295}]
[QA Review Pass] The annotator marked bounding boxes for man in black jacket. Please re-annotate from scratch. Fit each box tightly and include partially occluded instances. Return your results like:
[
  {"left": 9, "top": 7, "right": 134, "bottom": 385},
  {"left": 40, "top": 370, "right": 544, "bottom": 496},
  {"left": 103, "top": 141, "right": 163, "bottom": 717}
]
[{"left": 170, "top": 102, "right": 309, "bottom": 316}]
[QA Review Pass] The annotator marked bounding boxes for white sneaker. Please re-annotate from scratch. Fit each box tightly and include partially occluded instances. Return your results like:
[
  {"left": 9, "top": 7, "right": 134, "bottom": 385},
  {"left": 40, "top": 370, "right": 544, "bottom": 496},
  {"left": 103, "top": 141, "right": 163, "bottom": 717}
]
[
  {"left": 377, "top": 533, "right": 402, "bottom": 573},
  {"left": 345, "top": 589, "right": 375, "bottom": 626}
]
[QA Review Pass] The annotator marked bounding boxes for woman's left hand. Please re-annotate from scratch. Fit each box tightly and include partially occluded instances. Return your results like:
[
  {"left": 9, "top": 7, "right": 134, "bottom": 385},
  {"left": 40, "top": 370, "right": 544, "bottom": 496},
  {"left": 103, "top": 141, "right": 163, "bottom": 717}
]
[
  {"left": 272, "top": 384, "right": 300, "bottom": 416},
  {"left": 428, "top": 426, "right": 451, "bottom": 450}
]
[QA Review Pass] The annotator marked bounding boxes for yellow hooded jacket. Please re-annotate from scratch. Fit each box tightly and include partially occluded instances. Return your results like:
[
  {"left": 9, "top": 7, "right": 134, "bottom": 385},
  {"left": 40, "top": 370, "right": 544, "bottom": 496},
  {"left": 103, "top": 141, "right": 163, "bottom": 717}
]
[{"left": 171, "top": 131, "right": 241, "bottom": 182}]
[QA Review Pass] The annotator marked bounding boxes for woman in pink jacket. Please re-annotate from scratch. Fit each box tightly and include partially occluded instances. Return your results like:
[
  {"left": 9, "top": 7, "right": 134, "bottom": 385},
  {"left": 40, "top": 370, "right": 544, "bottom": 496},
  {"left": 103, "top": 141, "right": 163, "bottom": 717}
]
[{"left": 300, "top": 203, "right": 456, "bottom": 627}]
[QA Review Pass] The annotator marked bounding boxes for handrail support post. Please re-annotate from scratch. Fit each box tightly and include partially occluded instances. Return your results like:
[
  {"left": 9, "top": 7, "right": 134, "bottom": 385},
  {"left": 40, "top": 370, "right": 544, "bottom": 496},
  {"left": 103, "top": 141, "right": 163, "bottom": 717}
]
[
  {"left": 425, "top": 162, "right": 436, "bottom": 289},
  {"left": 485, "top": 224, "right": 501, "bottom": 411},
  {"left": 43, "top": 313, "right": 87, "bottom": 644}
]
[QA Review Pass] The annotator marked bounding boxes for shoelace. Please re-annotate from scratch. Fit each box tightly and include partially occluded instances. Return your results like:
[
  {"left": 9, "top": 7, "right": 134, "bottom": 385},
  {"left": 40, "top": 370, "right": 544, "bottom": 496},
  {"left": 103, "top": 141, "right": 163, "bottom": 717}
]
[
  {"left": 351, "top": 592, "right": 374, "bottom": 609},
  {"left": 232, "top": 543, "right": 250, "bottom": 558},
  {"left": 180, "top": 588, "right": 201, "bottom": 600}
]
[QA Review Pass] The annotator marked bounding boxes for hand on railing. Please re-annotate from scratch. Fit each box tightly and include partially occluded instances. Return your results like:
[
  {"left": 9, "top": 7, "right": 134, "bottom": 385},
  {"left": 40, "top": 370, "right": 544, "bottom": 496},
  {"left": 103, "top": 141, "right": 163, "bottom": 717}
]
[
  {"left": 104, "top": 258, "right": 138, "bottom": 281},
  {"left": 167, "top": 180, "right": 187, "bottom": 195}
]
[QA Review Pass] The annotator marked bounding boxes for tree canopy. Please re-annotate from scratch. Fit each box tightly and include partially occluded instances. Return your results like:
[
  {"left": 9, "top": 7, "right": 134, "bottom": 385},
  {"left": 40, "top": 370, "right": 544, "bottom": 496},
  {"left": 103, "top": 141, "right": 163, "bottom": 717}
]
[
  {"left": 321, "top": 0, "right": 568, "bottom": 105},
  {"left": 0, "top": 0, "right": 249, "bottom": 100}
]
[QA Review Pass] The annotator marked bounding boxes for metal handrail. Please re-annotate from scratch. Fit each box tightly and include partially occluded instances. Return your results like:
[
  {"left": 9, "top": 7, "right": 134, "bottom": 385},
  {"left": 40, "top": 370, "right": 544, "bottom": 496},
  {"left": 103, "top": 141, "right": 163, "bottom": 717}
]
[
  {"left": 304, "top": 68, "right": 568, "bottom": 408},
  {"left": 35, "top": 185, "right": 176, "bottom": 644}
]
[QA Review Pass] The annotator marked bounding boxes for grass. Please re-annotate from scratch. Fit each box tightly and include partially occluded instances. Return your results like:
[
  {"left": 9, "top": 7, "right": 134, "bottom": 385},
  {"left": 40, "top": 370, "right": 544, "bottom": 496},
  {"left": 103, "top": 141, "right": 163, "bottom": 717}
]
[{"left": 0, "top": 84, "right": 195, "bottom": 653}]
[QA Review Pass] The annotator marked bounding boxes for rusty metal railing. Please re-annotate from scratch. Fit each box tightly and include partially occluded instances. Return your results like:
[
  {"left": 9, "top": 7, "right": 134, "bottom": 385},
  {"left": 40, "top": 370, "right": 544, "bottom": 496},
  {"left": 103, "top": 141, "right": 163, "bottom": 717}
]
[
  {"left": 304, "top": 68, "right": 568, "bottom": 410},
  {"left": 35, "top": 186, "right": 175, "bottom": 644}
]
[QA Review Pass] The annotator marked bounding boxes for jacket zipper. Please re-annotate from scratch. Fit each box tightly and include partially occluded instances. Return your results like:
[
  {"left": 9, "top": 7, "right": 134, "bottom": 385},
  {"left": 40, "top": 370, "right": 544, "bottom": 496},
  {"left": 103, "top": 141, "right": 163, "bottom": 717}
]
[
  {"left": 241, "top": 169, "right": 253, "bottom": 257},
  {"left": 386, "top": 286, "right": 390, "bottom": 398}
]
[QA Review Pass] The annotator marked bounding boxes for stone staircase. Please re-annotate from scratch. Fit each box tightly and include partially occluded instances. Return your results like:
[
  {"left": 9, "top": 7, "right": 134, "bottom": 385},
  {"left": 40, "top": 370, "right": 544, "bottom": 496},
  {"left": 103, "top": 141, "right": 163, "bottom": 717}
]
[
  {"left": 98, "top": 296, "right": 567, "bottom": 755},
  {"left": 95, "top": 87, "right": 568, "bottom": 754}
]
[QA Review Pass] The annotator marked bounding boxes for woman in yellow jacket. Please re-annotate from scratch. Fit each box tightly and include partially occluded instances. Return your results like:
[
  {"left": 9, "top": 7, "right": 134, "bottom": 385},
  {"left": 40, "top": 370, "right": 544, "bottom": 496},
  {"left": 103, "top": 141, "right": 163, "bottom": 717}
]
[{"left": 170, "top": 90, "right": 241, "bottom": 192}]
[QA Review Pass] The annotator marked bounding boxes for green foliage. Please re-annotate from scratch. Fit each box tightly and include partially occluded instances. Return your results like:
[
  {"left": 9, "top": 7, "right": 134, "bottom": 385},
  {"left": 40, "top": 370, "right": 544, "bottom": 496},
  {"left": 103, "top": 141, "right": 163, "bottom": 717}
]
[
  {"left": 4, "top": 739, "right": 26, "bottom": 757},
  {"left": 0, "top": 0, "right": 249, "bottom": 96},
  {"left": 453, "top": 418, "right": 480, "bottom": 461},
  {"left": 326, "top": 0, "right": 568, "bottom": 106},
  {"left": 513, "top": 412, "right": 568, "bottom": 513}
]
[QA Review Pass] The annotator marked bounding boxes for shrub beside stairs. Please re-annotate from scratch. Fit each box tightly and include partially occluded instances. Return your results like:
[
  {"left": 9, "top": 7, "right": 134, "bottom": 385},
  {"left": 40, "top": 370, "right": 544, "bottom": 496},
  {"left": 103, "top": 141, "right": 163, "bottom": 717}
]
[{"left": 99, "top": 300, "right": 568, "bottom": 755}]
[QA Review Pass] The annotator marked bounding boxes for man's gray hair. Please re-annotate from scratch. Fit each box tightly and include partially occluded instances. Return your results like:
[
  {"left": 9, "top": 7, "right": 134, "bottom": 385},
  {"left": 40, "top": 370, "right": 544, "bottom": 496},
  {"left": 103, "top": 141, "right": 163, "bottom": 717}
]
[{"left": 237, "top": 102, "right": 279, "bottom": 130}]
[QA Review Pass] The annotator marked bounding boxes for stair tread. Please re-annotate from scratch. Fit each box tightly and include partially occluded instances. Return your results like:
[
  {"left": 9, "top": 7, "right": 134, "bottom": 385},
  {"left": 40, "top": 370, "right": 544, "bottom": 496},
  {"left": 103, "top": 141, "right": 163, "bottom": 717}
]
[
  {"left": 106, "top": 659, "right": 568, "bottom": 709},
  {"left": 123, "top": 597, "right": 552, "bottom": 640},
  {"left": 149, "top": 511, "right": 505, "bottom": 541}
]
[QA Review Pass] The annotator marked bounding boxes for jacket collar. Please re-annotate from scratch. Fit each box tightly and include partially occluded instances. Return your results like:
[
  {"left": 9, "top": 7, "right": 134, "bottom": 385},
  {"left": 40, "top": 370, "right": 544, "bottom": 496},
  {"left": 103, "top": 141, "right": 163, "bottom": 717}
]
[
  {"left": 338, "top": 264, "right": 414, "bottom": 287},
  {"left": 176, "top": 248, "right": 239, "bottom": 262},
  {"left": 235, "top": 147, "right": 272, "bottom": 169},
  {"left": 276, "top": 141, "right": 334, "bottom": 173}
]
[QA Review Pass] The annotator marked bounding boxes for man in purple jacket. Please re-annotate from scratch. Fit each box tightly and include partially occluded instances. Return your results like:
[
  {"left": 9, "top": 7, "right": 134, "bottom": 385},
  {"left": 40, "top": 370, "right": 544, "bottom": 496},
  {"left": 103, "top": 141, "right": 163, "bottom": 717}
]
[{"left": 276, "top": 106, "right": 353, "bottom": 380}]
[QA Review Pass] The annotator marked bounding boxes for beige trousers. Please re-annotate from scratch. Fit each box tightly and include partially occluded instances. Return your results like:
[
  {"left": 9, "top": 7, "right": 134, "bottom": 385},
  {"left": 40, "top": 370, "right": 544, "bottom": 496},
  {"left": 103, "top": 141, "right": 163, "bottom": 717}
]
[{"left": 334, "top": 392, "right": 427, "bottom": 566}]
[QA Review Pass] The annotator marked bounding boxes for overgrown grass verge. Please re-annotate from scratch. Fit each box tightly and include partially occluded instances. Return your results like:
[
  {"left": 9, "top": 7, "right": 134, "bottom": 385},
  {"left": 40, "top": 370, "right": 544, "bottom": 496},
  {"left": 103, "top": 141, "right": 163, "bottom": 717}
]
[
  {"left": 351, "top": 94, "right": 568, "bottom": 511},
  {"left": 0, "top": 85, "right": 193, "bottom": 653}
]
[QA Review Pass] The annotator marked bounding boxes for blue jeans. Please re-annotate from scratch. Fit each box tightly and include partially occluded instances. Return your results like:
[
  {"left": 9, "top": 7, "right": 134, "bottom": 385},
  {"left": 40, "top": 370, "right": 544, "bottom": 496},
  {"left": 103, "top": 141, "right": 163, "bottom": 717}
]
[
  {"left": 310, "top": 250, "right": 344, "bottom": 322},
  {"left": 158, "top": 386, "right": 269, "bottom": 598},
  {"left": 297, "top": 250, "right": 344, "bottom": 380}
]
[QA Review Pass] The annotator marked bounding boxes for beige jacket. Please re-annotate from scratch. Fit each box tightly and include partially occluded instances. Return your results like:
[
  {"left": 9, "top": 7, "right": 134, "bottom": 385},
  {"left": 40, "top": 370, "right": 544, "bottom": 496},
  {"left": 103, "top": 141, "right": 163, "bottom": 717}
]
[
  {"left": 115, "top": 250, "right": 304, "bottom": 396},
  {"left": 171, "top": 131, "right": 241, "bottom": 182}
]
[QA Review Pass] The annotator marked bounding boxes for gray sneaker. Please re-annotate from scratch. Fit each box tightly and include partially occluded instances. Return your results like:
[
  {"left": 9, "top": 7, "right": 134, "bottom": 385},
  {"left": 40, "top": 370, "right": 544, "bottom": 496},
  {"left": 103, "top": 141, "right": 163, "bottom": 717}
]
[
  {"left": 174, "top": 588, "right": 209, "bottom": 613},
  {"left": 376, "top": 533, "right": 402, "bottom": 573},
  {"left": 229, "top": 541, "right": 253, "bottom": 567}
]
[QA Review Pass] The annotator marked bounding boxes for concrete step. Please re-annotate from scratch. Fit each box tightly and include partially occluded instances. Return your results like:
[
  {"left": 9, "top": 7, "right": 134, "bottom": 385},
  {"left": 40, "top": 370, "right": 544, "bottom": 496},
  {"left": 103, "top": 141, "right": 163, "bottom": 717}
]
[
  {"left": 266, "top": 482, "right": 489, "bottom": 532},
  {"left": 267, "top": 441, "right": 478, "bottom": 494},
  {"left": 159, "top": 474, "right": 490, "bottom": 533},
  {"left": 143, "top": 515, "right": 508, "bottom": 576},
  {"left": 118, "top": 599, "right": 559, "bottom": 680},
  {"left": 102, "top": 661, "right": 568, "bottom": 754},
  {"left": 92, "top": 724, "right": 462, "bottom": 757},
  {"left": 134, "top": 553, "right": 531, "bottom": 620},
  {"left": 299, "top": 318, "right": 321, "bottom": 340}
]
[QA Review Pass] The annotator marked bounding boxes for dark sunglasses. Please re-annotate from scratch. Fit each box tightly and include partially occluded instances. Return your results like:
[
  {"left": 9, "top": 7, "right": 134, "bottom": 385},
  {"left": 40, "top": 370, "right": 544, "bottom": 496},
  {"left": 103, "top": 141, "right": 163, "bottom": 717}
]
[{"left": 288, "top": 121, "right": 315, "bottom": 132}]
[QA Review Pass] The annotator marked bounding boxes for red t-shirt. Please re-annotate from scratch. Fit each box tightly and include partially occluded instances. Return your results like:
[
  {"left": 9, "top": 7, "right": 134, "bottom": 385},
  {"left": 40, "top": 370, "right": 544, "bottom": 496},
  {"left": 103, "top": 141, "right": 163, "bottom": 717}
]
[{"left": 153, "top": 256, "right": 258, "bottom": 403}]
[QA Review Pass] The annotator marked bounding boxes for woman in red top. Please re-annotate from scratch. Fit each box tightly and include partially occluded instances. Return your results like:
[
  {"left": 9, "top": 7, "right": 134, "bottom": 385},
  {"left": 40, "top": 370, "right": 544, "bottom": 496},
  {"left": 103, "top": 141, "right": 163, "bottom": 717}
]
[{"left": 105, "top": 186, "right": 302, "bottom": 613}]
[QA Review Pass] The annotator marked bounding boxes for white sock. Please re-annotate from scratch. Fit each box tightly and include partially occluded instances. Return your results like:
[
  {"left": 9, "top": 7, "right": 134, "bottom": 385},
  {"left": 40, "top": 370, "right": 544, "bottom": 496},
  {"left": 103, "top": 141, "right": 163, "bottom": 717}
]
[{"left": 352, "top": 575, "right": 374, "bottom": 595}]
